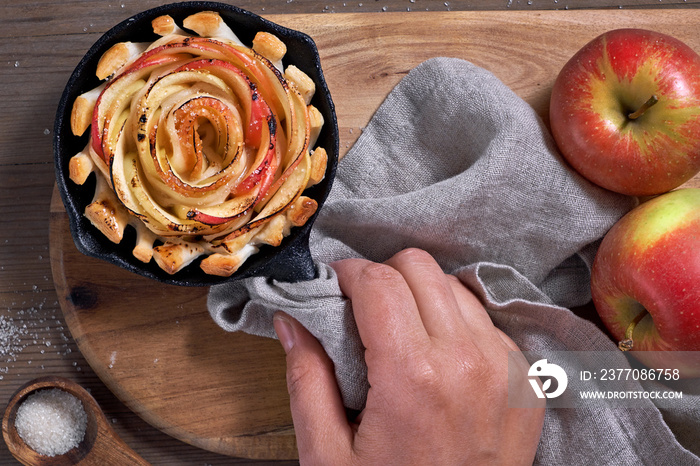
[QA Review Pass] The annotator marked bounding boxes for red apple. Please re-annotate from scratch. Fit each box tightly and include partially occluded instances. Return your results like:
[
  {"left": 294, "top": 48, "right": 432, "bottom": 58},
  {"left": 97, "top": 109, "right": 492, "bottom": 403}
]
[
  {"left": 550, "top": 29, "right": 700, "bottom": 196},
  {"left": 591, "top": 188, "right": 700, "bottom": 376}
]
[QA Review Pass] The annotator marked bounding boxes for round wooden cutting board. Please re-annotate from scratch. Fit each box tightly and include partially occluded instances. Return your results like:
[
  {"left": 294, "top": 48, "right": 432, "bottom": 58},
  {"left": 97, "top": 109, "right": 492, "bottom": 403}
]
[
  {"left": 47, "top": 9, "right": 700, "bottom": 462},
  {"left": 49, "top": 187, "right": 297, "bottom": 460}
]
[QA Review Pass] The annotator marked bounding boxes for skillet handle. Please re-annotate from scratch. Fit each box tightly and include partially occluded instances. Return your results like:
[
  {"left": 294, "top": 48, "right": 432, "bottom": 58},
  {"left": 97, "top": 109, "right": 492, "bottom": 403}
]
[{"left": 265, "top": 233, "right": 317, "bottom": 283}]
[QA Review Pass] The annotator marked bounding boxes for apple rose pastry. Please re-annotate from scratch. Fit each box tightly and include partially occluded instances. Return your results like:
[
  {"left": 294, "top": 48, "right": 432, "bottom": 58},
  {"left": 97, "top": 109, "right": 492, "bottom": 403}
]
[{"left": 67, "top": 11, "right": 328, "bottom": 276}]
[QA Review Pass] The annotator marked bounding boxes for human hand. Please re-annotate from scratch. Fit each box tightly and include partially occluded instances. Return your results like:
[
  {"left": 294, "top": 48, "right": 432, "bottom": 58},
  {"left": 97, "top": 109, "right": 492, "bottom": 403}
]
[{"left": 273, "top": 248, "right": 545, "bottom": 465}]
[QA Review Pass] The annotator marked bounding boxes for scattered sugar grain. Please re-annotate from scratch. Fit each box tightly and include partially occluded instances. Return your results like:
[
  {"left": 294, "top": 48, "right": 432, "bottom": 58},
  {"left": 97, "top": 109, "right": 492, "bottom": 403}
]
[
  {"left": 1, "top": 315, "right": 29, "bottom": 365},
  {"left": 14, "top": 389, "right": 87, "bottom": 457}
]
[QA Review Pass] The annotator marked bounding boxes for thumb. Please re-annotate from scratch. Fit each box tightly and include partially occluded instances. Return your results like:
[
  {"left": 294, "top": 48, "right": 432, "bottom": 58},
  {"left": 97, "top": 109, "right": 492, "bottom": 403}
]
[{"left": 273, "top": 312, "right": 353, "bottom": 463}]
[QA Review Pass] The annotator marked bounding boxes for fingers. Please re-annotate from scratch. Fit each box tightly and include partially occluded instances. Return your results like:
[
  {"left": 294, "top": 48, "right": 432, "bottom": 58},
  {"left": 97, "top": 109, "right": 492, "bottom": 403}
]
[
  {"left": 273, "top": 312, "right": 352, "bottom": 462},
  {"left": 494, "top": 327, "right": 521, "bottom": 353},
  {"left": 332, "top": 249, "right": 512, "bottom": 356},
  {"left": 445, "top": 273, "right": 507, "bottom": 342},
  {"left": 383, "top": 248, "right": 462, "bottom": 337},
  {"left": 331, "top": 257, "right": 428, "bottom": 359}
]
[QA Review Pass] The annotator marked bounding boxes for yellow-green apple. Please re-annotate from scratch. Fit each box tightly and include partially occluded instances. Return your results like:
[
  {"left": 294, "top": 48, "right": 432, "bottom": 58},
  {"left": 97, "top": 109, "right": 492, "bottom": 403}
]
[
  {"left": 591, "top": 188, "right": 700, "bottom": 376},
  {"left": 550, "top": 29, "right": 700, "bottom": 196}
]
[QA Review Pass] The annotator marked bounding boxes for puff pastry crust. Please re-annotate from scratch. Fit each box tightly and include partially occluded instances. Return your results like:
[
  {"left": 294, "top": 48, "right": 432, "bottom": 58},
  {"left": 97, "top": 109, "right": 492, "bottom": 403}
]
[{"left": 68, "top": 12, "right": 328, "bottom": 276}]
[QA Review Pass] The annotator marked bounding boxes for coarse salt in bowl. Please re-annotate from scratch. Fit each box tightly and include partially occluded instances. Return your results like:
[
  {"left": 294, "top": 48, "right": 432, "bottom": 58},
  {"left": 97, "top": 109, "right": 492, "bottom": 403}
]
[{"left": 14, "top": 388, "right": 88, "bottom": 457}]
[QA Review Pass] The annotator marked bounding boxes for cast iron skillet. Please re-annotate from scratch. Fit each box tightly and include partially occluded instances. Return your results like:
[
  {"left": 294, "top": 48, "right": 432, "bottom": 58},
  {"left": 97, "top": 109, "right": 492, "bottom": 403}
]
[{"left": 54, "top": 2, "right": 338, "bottom": 287}]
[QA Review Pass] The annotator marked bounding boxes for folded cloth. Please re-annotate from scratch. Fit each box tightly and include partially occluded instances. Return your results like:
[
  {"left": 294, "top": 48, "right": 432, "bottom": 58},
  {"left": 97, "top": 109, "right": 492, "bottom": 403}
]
[{"left": 208, "top": 58, "right": 699, "bottom": 464}]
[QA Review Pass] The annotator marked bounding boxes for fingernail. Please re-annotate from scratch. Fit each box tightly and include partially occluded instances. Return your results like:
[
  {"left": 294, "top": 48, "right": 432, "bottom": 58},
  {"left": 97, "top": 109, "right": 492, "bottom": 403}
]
[{"left": 273, "top": 313, "right": 295, "bottom": 354}]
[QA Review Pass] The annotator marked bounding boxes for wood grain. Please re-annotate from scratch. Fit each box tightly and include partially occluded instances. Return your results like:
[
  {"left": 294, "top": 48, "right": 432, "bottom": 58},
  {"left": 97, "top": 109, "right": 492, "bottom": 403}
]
[
  {"left": 294, "top": 10, "right": 700, "bottom": 157},
  {"left": 33, "top": 6, "right": 700, "bottom": 463},
  {"left": 50, "top": 188, "right": 296, "bottom": 460}
]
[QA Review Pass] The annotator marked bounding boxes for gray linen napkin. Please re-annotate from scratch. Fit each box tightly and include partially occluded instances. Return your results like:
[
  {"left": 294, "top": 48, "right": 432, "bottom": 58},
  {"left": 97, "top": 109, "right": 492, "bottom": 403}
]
[{"left": 208, "top": 58, "right": 699, "bottom": 464}]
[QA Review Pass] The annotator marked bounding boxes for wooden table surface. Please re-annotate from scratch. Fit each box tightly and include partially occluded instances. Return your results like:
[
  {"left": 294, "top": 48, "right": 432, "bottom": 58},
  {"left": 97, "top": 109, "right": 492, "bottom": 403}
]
[{"left": 2, "top": 1, "right": 699, "bottom": 465}]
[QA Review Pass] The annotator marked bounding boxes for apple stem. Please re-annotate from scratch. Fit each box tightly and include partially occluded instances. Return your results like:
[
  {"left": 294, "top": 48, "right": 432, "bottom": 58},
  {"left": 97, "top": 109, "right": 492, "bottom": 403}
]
[
  {"left": 618, "top": 309, "right": 649, "bottom": 351},
  {"left": 628, "top": 95, "right": 659, "bottom": 120}
]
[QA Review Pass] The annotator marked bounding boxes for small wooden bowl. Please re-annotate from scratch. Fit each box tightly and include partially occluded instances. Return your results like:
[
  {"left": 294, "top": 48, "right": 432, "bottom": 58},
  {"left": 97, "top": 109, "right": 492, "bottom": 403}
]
[{"left": 2, "top": 376, "right": 147, "bottom": 465}]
